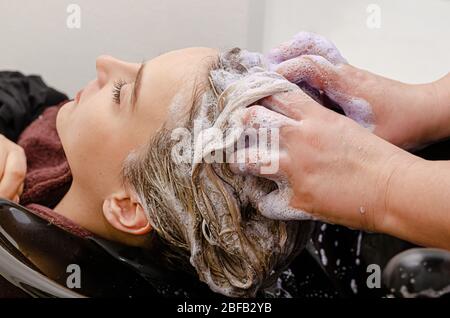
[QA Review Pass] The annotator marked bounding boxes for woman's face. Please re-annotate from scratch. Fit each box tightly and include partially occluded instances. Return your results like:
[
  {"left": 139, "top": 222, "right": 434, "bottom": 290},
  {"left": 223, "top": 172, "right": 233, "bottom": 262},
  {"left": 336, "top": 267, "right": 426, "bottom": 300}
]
[{"left": 57, "top": 47, "right": 217, "bottom": 201}]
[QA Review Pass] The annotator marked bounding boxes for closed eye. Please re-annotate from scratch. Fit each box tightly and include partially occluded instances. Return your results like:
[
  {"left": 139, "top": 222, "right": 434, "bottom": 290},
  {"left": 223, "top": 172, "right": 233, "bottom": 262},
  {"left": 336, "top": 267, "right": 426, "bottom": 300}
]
[{"left": 112, "top": 79, "right": 127, "bottom": 104}]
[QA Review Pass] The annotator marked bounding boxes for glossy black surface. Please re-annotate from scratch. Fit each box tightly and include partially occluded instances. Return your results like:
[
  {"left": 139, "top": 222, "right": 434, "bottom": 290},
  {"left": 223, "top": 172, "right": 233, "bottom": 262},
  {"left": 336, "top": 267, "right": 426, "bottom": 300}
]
[
  {"left": 383, "top": 248, "right": 450, "bottom": 297},
  {"left": 1, "top": 196, "right": 449, "bottom": 298},
  {"left": 0, "top": 199, "right": 215, "bottom": 298}
]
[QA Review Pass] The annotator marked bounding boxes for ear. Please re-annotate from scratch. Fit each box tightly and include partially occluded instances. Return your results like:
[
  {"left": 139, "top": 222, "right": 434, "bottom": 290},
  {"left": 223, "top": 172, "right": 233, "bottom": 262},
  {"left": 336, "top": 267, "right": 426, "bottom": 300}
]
[{"left": 102, "top": 189, "right": 151, "bottom": 235}]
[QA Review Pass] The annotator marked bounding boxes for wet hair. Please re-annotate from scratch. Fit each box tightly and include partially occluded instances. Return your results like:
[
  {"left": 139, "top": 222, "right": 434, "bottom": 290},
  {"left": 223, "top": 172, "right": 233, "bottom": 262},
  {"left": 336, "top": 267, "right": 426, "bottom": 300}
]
[{"left": 122, "top": 48, "right": 313, "bottom": 297}]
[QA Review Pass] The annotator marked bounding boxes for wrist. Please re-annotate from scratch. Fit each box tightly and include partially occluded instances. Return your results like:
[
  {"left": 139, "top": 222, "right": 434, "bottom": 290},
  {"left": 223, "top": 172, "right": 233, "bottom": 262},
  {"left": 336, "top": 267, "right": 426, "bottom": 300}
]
[
  {"left": 428, "top": 73, "right": 450, "bottom": 141},
  {"left": 406, "top": 73, "right": 450, "bottom": 146},
  {"left": 341, "top": 67, "right": 434, "bottom": 148},
  {"left": 376, "top": 153, "right": 428, "bottom": 237},
  {"left": 373, "top": 151, "right": 424, "bottom": 235}
]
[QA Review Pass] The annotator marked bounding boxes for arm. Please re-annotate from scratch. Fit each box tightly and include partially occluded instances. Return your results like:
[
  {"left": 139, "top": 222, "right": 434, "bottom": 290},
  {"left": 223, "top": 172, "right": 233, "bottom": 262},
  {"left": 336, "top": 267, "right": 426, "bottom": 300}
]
[
  {"left": 235, "top": 90, "right": 450, "bottom": 250},
  {"left": 333, "top": 67, "right": 450, "bottom": 149},
  {"left": 381, "top": 157, "right": 450, "bottom": 249},
  {"left": 429, "top": 73, "right": 450, "bottom": 142},
  {"left": 267, "top": 31, "right": 450, "bottom": 150},
  {"left": 239, "top": 32, "right": 450, "bottom": 249}
]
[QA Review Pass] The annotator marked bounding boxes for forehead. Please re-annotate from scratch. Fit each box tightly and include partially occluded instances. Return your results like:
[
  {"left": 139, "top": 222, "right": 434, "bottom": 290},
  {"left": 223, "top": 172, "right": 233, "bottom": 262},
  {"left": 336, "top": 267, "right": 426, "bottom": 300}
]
[
  {"left": 137, "top": 47, "right": 218, "bottom": 127},
  {"left": 144, "top": 47, "right": 218, "bottom": 95}
]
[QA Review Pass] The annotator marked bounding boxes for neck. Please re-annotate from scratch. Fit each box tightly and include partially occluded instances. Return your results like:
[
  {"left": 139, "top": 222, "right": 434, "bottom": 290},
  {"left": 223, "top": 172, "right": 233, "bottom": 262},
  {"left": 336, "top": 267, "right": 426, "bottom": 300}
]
[
  {"left": 54, "top": 181, "right": 111, "bottom": 238},
  {"left": 54, "top": 181, "right": 151, "bottom": 247}
]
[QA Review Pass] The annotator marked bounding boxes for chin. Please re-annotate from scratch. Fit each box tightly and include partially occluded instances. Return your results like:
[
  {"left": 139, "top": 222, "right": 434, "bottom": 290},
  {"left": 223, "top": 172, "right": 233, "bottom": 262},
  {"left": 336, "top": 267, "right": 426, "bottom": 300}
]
[{"left": 55, "top": 102, "right": 70, "bottom": 143}]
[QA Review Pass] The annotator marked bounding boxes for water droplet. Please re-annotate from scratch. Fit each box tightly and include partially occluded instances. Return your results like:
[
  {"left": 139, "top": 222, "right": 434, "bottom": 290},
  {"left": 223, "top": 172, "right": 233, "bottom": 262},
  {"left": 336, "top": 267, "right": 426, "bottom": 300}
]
[
  {"left": 350, "top": 279, "right": 358, "bottom": 294},
  {"left": 320, "top": 248, "right": 328, "bottom": 266}
]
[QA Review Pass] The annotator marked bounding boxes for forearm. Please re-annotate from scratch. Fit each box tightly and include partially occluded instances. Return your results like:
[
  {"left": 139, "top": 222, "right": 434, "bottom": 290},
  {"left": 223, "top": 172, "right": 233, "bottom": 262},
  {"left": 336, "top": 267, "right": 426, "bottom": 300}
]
[
  {"left": 397, "top": 72, "right": 450, "bottom": 146},
  {"left": 341, "top": 66, "right": 450, "bottom": 148},
  {"left": 427, "top": 72, "right": 450, "bottom": 141},
  {"left": 380, "top": 157, "right": 450, "bottom": 249}
]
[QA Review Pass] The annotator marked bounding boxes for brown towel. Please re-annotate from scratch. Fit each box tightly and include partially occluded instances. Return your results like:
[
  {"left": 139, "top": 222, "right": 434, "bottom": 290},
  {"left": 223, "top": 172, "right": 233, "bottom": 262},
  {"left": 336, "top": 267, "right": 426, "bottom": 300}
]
[{"left": 17, "top": 101, "right": 90, "bottom": 238}]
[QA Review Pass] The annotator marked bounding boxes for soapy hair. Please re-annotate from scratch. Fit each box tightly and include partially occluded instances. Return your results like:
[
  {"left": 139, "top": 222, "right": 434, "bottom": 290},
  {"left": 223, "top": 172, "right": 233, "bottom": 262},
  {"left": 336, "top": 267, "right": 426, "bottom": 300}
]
[{"left": 122, "top": 48, "right": 313, "bottom": 297}]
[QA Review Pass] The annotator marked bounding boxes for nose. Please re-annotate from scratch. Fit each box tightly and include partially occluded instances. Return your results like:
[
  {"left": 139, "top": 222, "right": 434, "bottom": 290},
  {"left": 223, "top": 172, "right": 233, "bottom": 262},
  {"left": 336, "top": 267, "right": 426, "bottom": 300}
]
[{"left": 95, "top": 55, "right": 140, "bottom": 88}]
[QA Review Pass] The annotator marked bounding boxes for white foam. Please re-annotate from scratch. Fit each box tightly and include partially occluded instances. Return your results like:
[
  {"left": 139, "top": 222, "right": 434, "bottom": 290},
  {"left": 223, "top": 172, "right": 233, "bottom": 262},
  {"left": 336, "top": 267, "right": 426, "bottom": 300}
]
[
  {"left": 189, "top": 60, "right": 315, "bottom": 222},
  {"left": 257, "top": 184, "right": 312, "bottom": 221},
  {"left": 320, "top": 248, "right": 328, "bottom": 266},
  {"left": 356, "top": 231, "right": 363, "bottom": 257},
  {"left": 399, "top": 284, "right": 450, "bottom": 298},
  {"left": 350, "top": 279, "right": 358, "bottom": 294},
  {"left": 267, "top": 31, "right": 347, "bottom": 66}
]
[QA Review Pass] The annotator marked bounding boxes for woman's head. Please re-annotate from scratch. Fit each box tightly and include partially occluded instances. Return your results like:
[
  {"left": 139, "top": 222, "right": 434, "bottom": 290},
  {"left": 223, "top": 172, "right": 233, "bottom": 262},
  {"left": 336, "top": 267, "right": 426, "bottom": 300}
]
[
  {"left": 56, "top": 48, "right": 219, "bottom": 240},
  {"left": 122, "top": 48, "right": 313, "bottom": 297},
  {"left": 56, "top": 47, "right": 312, "bottom": 296}
]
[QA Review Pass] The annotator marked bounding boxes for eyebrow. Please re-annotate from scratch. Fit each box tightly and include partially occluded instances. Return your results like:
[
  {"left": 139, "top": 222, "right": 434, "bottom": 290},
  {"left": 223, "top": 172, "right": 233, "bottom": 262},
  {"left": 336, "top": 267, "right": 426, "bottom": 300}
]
[{"left": 132, "top": 62, "right": 146, "bottom": 107}]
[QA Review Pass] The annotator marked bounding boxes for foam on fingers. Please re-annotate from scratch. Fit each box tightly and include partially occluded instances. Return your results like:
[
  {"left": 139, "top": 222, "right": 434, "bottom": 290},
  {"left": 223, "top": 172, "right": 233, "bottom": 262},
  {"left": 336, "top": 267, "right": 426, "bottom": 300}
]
[
  {"left": 258, "top": 185, "right": 314, "bottom": 221},
  {"left": 275, "top": 55, "right": 336, "bottom": 89},
  {"left": 244, "top": 105, "right": 300, "bottom": 129},
  {"left": 275, "top": 55, "right": 375, "bottom": 129},
  {"left": 267, "top": 31, "right": 347, "bottom": 66}
]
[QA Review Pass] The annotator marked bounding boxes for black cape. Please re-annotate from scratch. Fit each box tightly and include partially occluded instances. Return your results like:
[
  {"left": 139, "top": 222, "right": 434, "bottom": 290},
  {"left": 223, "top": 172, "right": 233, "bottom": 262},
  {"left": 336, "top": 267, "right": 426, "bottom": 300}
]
[{"left": 0, "top": 71, "right": 67, "bottom": 142}]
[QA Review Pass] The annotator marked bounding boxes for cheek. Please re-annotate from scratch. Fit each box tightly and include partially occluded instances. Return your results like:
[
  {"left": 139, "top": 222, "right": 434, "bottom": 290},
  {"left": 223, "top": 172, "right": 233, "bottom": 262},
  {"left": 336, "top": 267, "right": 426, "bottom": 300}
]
[{"left": 59, "top": 98, "right": 124, "bottom": 192}]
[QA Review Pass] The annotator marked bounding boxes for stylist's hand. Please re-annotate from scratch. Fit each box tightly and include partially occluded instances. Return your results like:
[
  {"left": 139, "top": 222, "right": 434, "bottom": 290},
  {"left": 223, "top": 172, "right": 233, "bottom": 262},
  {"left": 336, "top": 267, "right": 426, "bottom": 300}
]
[
  {"left": 234, "top": 90, "right": 420, "bottom": 232},
  {"left": 267, "top": 31, "right": 450, "bottom": 150},
  {"left": 0, "top": 135, "right": 26, "bottom": 203}
]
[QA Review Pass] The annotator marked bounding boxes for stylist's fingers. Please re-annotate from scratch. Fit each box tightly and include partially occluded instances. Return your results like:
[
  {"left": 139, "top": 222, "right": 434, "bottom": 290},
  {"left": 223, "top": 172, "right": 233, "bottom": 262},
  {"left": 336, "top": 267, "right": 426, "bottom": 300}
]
[
  {"left": 0, "top": 146, "right": 27, "bottom": 200},
  {"left": 228, "top": 146, "right": 290, "bottom": 180},
  {"left": 243, "top": 105, "right": 301, "bottom": 128},
  {"left": 274, "top": 55, "right": 340, "bottom": 91},
  {"left": 267, "top": 31, "right": 347, "bottom": 65},
  {"left": 231, "top": 106, "right": 298, "bottom": 179},
  {"left": 260, "top": 89, "right": 328, "bottom": 120},
  {"left": 274, "top": 56, "right": 375, "bottom": 127}
]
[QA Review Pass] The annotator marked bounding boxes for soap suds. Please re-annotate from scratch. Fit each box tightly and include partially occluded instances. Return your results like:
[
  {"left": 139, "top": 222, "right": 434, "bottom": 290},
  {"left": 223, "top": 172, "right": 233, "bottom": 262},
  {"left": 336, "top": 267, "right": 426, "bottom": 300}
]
[
  {"left": 267, "top": 31, "right": 347, "bottom": 66},
  {"left": 350, "top": 279, "right": 358, "bottom": 294},
  {"left": 320, "top": 248, "right": 328, "bottom": 266},
  {"left": 168, "top": 48, "right": 315, "bottom": 297},
  {"left": 267, "top": 34, "right": 375, "bottom": 130},
  {"left": 190, "top": 51, "right": 315, "bottom": 222}
]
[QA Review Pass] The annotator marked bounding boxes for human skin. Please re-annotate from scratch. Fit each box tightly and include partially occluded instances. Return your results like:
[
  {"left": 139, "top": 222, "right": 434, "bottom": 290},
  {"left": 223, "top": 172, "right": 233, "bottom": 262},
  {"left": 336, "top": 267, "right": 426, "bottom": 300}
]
[
  {"left": 274, "top": 57, "right": 450, "bottom": 150},
  {"left": 55, "top": 48, "right": 218, "bottom": 246},
  {"left": 3, "top": 36, "right": 450, "bottom": 249},
  {"left": 239, "top": 89, "right": 450, "bottom": 249},
  {"left": 0, "top": 48, "right": 218, "bottom": 246},
  {"left": 0, "top": 134, "right": 26, "bottom": 203},
  {"left": 236, "top": 32, "right": 450, "bottom": 249},
  {"left": 267, "top": 32, "right": 450, "bottom": 150}
]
